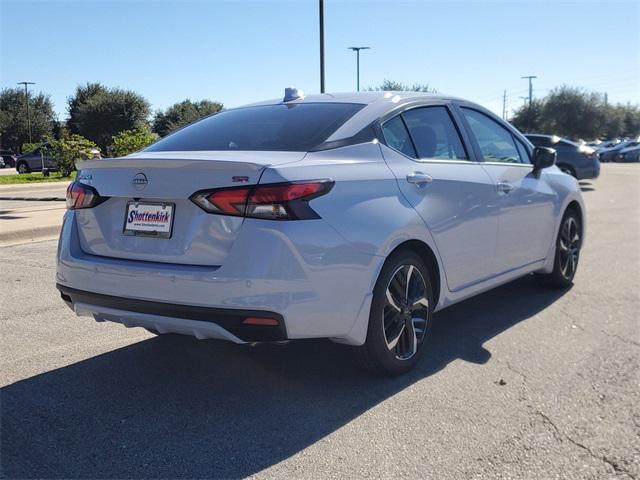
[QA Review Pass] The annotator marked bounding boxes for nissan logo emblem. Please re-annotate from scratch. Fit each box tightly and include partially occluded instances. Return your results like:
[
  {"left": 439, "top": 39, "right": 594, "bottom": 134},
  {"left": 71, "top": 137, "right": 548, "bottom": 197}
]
[{"left": 132, "top": 173, "right": 148, "bottom": 191}]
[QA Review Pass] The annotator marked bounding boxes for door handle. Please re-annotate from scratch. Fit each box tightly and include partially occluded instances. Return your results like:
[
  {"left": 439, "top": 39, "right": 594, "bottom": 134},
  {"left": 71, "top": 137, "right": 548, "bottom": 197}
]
[
  {"left": 406, "top": 172, "right": 433, "bottom": 187},
  {"left": 497, "top": 181, "right": 514, "bottom": 194}
]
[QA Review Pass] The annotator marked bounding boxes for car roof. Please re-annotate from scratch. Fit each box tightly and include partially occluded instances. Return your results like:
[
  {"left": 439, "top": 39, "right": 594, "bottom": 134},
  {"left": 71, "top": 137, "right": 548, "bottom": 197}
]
[
  {"left": 242, "top": 90, "right": 461, "bottom": 107},
  {"left": 526, "top": 134, "right": 578, "bottom": 146},
  {"left": 238, "top": 91, "right": 473, "bottom": 142}
]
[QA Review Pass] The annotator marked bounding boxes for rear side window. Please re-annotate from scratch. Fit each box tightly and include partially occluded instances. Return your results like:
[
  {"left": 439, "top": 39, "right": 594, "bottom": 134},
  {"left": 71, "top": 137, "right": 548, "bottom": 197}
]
[
  {"left": 557, "top": 140, "right": 577, "bottom": 150},
  {"left": 402, "top": 107, "right": 468, "bottom": 160},
  {"left": 381, "top": 115, "right": 417, "bottom": 158},
  {"left": 145, "top": 103, "right": 364, "bottom": 152},
  {"left": 527, "top": 136, "right": 552, "bottom": 147},
  {"left": 462, "top": 108, "right": 526, "bottom": 164}
]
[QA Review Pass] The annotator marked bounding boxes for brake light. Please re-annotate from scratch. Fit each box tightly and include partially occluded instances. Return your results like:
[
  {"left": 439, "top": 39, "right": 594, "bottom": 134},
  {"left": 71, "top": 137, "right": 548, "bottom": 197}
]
[
  {"left": 66, "top": 181, "right": 107, "bottom": 210},
  {"left": 190, "top": 180, "right": 333, "bottom": 220}
]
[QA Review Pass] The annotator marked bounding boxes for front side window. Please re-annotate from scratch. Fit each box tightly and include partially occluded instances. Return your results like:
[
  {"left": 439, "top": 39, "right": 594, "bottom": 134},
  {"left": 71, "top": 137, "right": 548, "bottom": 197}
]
[
  {"left": 402, "top": 107, "right": 468, "bottom": 160},
  {"left": 462, "top": 108, "right": 526, "bottom": 164},
  {"left": 145, "top": 103, "right": 364, "bottom": 152},
  {"left": 515, "top": 140, "right": 530, "bottom": 162}
]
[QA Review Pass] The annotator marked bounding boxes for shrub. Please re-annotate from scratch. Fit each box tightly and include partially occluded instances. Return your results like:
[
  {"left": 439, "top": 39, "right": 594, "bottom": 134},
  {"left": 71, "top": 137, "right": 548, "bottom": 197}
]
[
  {"left": 44, "top": 133, "right": 98, "bottom": 177},
  {"left": 110, "top": 127, "right": 157, "bottom": 157},
  {"left": 21, "top": 142, "right": 40, "bottom": 154}
]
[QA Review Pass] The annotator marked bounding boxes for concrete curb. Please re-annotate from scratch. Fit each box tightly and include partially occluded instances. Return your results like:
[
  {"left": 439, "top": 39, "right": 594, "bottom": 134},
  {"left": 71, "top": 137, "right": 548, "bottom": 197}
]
[
  {"left": 0, "top": 196, "right": 65, "bottom": 201},
  {"left": 0, "top": 181, "right": 70, "bottom": 192},
  {"left": 0, "top": 224, "right": 61, "bottom": 247}
]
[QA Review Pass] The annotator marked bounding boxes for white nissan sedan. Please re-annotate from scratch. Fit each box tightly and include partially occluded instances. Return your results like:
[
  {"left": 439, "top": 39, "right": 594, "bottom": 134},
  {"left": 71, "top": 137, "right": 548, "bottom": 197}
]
[{"left": 57, "top": 90, "right": 584, "bottom": 375}]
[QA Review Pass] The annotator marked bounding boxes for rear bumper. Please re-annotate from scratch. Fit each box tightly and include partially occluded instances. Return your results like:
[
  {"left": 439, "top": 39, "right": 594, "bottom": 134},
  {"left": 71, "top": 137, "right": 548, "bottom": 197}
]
[
  {"left": 57, "top": 284, "right": 287, "bottom": 342},
  {"left": 578, "top": 161, "right": 600, "bottom": 180},
  {"left": 56, "top": 211, "right": 381, "bottom": 345}
]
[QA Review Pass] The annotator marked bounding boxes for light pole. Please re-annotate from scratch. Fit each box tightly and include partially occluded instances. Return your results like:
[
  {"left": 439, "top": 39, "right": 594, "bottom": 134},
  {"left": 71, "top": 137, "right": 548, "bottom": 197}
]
[
  {"left": 17, "top": 81, "right": 35, "bottom": 143},
  {"left": 348, "top": 47, "right": 370, "bottom": 91},
  {"left": 319, "top": 0, "right": 325, "bottom": 93}
]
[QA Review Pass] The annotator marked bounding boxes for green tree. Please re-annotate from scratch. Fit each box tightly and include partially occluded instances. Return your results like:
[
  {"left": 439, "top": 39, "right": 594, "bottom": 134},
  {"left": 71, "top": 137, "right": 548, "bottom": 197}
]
[
  {"left": 152, "top": 99, "right": 223, "bottom": 137},
  {"left": 67, "top": 83, "right": 150, "bottom": 151},
  {"left": 367, "top": 79, "right": 437, "bottom": 93},
  {"left": 510, "top": 99, "right": 544, "bottom": 134},
  {"left": 0, "top": 88, "right": 56, "bottom": 152},
  {"left": 620, "top": 104, "right": 640, "bottom": 138},
  {"left": 44, "top": 132, "right": 97, "bottom": 177},
  {"left": 539, "top": 86, "right": 605, "bottom": 139},
  {"left": 110, "top": 127, "right": 157, "bottom": 157},
  {"left": 510, "top": 86, "right": 640, "bottom": 139},
  {"left": 67, "top": 83, "right": 108, "bottom": 130}
]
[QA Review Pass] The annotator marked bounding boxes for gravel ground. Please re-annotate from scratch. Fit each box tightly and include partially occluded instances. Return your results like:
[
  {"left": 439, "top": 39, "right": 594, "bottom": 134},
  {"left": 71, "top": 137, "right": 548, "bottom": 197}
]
[{"left": 1, "top": 163, "right": 638, "bottom": 479}]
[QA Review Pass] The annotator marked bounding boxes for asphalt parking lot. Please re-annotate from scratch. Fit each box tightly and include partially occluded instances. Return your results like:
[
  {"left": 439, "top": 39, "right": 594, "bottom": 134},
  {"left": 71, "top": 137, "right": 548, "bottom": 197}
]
[{"left": 0, "top": 163, "right": 638, "bottom": 479}]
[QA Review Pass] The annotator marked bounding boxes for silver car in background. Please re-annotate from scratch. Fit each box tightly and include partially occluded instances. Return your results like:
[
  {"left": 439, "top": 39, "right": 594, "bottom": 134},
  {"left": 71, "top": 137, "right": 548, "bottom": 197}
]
[{"left": 56, "top": 91, "right": 585, "bottom": 375}]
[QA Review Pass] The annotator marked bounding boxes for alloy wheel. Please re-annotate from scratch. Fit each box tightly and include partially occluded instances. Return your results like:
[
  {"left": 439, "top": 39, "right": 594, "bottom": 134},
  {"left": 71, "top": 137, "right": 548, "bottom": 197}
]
[
  {"left": 382, "top": 265, "right": 429, "bottom": 360},
  {"left": 559, "top": 216, "right": 580, "bottom": 279}
]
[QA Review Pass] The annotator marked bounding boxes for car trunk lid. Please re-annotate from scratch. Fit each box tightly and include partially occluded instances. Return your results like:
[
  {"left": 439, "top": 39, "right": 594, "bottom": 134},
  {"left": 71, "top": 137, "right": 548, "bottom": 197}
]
[{"left": 73, "top": 151, "right": 305, "bottom": 266}]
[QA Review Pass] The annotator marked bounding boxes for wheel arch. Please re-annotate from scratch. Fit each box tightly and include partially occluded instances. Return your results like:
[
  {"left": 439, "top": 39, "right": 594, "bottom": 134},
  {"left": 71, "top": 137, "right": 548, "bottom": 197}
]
[
  {"left": 564, "top": 199, "right": 584, "bottom": 240},
  {"left": 386, "top": 239, "right": 442, "bottom": 309},
  {"left": 557, "top": 163, "right": 576, "bottom": 177},
  {"left": 16, "top": 160, "right": 30, "bottom": 173},
  {"left": 539, "top": 194, "right": 586, "bottom": 274}
]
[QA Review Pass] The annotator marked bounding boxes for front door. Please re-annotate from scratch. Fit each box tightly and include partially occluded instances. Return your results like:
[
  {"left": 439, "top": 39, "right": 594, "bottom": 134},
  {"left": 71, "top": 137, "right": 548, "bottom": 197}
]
[
  {"left": 458, "top": 107, "right": 556, "bottom": 274},
  {"left": 380, "top": 105, "right": 499, "bottom": 292}
]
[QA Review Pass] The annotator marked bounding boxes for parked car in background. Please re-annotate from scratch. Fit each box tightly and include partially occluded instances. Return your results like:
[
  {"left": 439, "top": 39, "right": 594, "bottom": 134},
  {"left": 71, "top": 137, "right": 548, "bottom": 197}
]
[
  {"left": 590, "top": 139, "right": 619, "bottom": 150},
  {"left": 0, "top": 157, "right": 5, "bottom": 169},
  {"left": 15, "top": 143, "right": 57, "bottom": 173},
  {"left": 57, "top": 90, "right": 585, "bottom": 375},
  {"left": 617, "top": 144, "right": 640, "bottom": 163},
  {"left": 599, "top": 140, "right": 639, "bottom": 163},
  {"left": 0, "top": 150, "right": 17, "bottom": 168},
  {"left": 525, "top": 134, "right": 600, "bottom": 179}
]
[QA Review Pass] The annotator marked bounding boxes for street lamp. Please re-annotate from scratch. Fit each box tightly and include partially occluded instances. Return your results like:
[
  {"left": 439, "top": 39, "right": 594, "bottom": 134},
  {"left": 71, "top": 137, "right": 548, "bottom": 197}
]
[
  {"left": 17, "top": 82, "right": 35, "bottom": 143},
  {"left": 348, "top": 47, "right": 370, "bottom": 91}
]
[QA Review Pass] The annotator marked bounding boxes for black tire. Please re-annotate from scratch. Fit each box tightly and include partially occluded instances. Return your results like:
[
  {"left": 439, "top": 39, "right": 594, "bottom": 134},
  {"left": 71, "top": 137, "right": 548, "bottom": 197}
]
[
  {"left": 17, "top": 162, "right": 30, "bottom": 174},
  {"left": 356, "top": 249, "right": 434, "bottom": 376},
  {"left": 558, "top": 164, "right": 576, "bottom": 178},
  {"left": 535, "top": 209, "right": 581, "bottom": 289}
]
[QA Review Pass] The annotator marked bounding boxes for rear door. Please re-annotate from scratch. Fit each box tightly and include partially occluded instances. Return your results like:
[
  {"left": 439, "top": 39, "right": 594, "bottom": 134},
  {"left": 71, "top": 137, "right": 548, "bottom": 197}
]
[
  {"left": 380, "top": 103, "right": 498, "bottom": 292},
  {"left": 457, "top": 106, "right": 556, "bottom": 274}
]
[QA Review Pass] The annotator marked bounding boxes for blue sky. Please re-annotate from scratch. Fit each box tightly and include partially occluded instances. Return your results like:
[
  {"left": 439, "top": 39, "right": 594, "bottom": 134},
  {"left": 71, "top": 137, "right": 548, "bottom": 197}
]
[{"left": 1, "top": 0, "right": 638, "bottom": 119}]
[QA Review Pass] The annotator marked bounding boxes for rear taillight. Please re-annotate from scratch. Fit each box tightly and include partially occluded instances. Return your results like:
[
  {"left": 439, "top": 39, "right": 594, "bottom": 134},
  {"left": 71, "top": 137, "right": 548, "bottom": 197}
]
[
  {"left": 190, "top": 180, "right": 333, "bottom": 220},
  {"left": 579, "top": 146, "right": 597, "bottom": 161},
  {"left": 66, "top": 181, "right": 108, "bottom": 210}
]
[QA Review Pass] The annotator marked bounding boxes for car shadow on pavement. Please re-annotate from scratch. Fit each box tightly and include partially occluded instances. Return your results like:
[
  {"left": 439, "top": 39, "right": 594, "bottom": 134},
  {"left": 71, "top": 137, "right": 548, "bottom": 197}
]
[
  {"left": 1, "top": 276, "right": 569, "bottom": 479},
  {"left": 578, "top": 181, "right": 595, "bottom": 192}
]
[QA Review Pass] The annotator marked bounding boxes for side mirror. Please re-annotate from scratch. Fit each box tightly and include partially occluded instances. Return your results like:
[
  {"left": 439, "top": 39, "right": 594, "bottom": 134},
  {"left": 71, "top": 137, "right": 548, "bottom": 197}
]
[{"left": 531, "top": 146, "right": 556, "bottom": 175}]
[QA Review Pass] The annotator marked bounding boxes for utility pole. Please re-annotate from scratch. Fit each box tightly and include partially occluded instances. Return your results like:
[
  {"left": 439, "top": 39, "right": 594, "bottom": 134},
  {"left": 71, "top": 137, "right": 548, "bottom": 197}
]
[
  {"left": 521, "top": 75, "right": 537, "bottom": 106},
  {"left": 519, "top": 95, "right": 532, "bottom": 132},
  {"left": 348, "top": 47, "right": 370, "bottom": 91},
  {"left": 502, "top": 89, "right": 507, "bottom": 119},
  {"left": 319, "top": 0, "right": 325, "bottom": 93},
  {"left": 17, "top": 81, "right": 35, "bottom": 143}
]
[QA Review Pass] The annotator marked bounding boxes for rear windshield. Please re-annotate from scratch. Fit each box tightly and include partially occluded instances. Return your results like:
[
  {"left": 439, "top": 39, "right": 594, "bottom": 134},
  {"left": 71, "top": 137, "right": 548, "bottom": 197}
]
[{"left": 145, "top": 103, "right": 364, "bottom": 152}]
